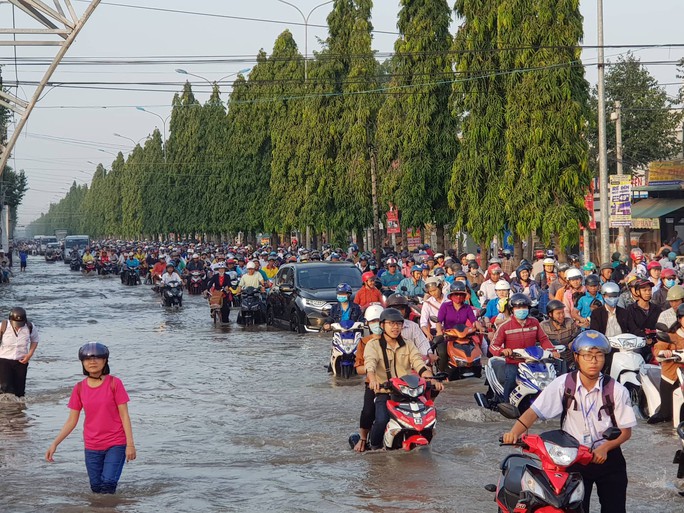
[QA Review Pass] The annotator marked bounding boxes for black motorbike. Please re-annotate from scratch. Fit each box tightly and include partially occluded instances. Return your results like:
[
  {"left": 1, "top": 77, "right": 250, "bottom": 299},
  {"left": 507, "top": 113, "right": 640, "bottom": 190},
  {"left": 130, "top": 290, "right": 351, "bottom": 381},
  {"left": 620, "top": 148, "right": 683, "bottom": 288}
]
[
  {"left": 121, "top": 265, "right": 141, "bottom": 286},
  {"left": 70, "top": 257, "right": 82, "bottom": 272},
  {"left": 99, "top": 261, "right": 115, "bottom": 276},
  {"left": 236, "top": 286, "right": 264, "bottom": 325},
  {"left": 162, "top": 280, "right": 183, "bottom": 308},
  {"left": 187, "top": 270, "right": 206, "bottom": 295}
]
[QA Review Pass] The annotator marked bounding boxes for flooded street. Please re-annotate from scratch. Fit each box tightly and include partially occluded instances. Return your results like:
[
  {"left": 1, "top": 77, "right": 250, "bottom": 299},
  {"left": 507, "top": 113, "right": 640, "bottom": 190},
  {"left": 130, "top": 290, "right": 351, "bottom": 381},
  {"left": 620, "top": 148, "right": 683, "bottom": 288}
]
[{"left": 1, "top": 258, "right": 683, "bottom": 512}]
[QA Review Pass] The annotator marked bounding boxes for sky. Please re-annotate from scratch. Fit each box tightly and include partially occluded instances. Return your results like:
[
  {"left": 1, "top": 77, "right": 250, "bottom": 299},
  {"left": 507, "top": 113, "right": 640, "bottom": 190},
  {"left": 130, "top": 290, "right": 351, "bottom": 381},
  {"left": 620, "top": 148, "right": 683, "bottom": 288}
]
[{"left": 0, "top": 0, "right": 682, "bottom": 230}]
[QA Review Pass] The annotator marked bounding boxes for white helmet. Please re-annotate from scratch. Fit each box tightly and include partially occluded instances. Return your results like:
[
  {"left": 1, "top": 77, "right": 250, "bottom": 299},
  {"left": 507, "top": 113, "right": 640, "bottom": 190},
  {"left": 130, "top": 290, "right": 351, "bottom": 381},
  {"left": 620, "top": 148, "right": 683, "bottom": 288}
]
[
  {"left": 246, "top": 261, "right": 256, "bottom": 270},
  {"left": 542, "top": 258, "right": 555, "bottom": 266},
  {"left": 566, "top": 268, "right": 583, "bottom": 280},
  {"left": 494, "top": 280, "right": 511, "bottom": 291},
  {"left": 365, "top": 304, "right": 384, "bottom": 322}
]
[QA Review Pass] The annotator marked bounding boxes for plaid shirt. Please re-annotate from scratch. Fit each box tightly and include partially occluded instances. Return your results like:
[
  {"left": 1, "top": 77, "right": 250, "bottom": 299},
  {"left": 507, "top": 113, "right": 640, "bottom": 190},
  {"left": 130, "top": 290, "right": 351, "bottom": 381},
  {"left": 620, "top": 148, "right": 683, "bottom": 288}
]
[{"left": 491, "top": 317, "right": 553, "bottom": 364}]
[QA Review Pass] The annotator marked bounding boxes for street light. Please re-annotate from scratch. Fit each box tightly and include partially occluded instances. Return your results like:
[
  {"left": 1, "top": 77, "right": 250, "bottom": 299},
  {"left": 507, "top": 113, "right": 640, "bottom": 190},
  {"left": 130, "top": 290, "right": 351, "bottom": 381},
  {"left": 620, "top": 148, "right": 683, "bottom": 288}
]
[
  {"left": 136, "top": 107, "right": 169, "bottom": 161},
  {"left": 276, "top": 0, "right": 333, "bottom": 81},
  {"left": 113, "top": 133, "right": 149, "bottom": 147},
  {"left": 97, "top": 148, "right": 117, "bottom": 157},
  {"left": 175, "top": 68, "right": 251, "bottom": 91}
]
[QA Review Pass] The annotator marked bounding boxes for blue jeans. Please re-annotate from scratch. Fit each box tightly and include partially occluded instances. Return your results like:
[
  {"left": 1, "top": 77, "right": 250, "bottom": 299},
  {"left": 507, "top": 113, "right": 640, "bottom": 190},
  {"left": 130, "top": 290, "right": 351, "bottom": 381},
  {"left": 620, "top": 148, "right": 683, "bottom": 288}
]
[
  {"left": 84, "top": 445, "right": 126, "bottom": 494},
  {"left": 503, "top": 363, "right": 519, "bottom": 403},
  {"left": 369, "top": 394, "right": 390, "bottom": 448}
]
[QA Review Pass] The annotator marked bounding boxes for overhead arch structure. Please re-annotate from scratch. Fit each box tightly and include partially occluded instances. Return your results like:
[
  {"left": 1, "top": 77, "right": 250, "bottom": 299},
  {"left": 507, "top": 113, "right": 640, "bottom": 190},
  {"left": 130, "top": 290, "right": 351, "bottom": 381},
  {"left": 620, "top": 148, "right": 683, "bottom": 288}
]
[{"left": 0, "top": 0, "right": 101, "bottom": 177}]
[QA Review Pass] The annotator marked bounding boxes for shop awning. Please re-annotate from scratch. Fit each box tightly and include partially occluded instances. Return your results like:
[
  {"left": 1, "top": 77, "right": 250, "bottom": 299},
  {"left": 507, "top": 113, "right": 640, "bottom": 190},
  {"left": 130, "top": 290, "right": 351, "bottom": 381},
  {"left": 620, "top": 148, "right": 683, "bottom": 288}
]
[{"left": 630, "top": 198, "right": 684, "bottom": 218}]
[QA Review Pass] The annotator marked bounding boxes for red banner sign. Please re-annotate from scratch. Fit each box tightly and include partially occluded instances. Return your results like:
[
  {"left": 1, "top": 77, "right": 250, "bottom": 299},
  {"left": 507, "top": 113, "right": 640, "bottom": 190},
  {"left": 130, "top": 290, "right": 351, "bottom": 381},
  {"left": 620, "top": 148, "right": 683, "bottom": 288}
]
[{"left": 386, "top": 209, "right": 400, "bottom": 234}]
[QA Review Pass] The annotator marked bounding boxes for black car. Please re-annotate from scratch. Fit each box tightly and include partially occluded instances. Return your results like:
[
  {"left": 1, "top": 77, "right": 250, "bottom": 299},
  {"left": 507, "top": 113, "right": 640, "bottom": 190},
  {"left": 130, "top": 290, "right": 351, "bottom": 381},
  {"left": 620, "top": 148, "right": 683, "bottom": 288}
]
[{"left": 267, "top": 261, "right": 362, "bottom": 333}]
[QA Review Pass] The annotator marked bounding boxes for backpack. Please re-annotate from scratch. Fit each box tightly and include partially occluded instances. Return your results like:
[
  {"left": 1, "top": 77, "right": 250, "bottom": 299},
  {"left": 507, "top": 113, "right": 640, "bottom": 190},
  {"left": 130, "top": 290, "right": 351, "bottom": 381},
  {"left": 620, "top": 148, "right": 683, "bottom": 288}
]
[
  {"left": 560, "top": 370, "right": 617, "bottom": 428},
  {"left": 0, "top": 319, "right": 33, "bottom": 344}
]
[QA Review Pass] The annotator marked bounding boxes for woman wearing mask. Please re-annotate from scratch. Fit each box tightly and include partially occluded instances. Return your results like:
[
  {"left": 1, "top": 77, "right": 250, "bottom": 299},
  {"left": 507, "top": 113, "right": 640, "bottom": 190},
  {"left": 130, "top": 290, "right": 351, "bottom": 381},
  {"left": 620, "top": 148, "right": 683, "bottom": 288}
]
[
  {"left": 652, "top": 268, "right": 678, "bottom": 310},
  {"left": 349, "top": 305, "right": 384, "bottom": 452},
  {"left": 323, "top": 283, "right": 363, "bottom": 330}
]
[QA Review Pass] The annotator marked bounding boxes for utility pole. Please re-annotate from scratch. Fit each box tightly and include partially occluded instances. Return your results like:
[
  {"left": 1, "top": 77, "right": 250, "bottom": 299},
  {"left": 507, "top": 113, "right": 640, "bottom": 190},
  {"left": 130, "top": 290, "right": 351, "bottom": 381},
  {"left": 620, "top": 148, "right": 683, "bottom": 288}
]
[
  {"left": 611, "top": 100, "right": 627, "bottom": 256},
  {"left": 596, "top": 0, "right": 610, "bottom": 263},
  {"left": 369, "top": 146, "right": 381, "bottom": 260}
]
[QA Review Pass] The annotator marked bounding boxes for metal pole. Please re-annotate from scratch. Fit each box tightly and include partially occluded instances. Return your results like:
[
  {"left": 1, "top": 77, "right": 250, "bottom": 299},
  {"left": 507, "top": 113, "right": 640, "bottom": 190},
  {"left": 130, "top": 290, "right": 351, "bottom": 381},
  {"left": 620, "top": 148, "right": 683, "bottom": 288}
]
[
  {"left": 613, "top": 100, "right": 627, "bottom": 256},
  {"left": 136, "top": 107, "right": 168, "bottom": 161},
  {"left": 597, "top": 0, "right": 610, "bottom": 264},
  {"left": 370, "top": 146, "right": 381, "bottom": 259}
]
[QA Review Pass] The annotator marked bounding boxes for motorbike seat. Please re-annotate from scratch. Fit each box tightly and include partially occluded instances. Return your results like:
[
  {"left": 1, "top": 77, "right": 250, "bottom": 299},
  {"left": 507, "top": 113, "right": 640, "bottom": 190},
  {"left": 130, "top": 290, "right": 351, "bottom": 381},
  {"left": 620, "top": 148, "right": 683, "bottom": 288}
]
[
  {"left": 501, "top": 455, "right": 539, "bottom": 495},
  {"left": 489, "top": 357, "right": 507, "bottom": 386},
  {"left": 643, "top": 364, "right": 661, "bottom": 389}
]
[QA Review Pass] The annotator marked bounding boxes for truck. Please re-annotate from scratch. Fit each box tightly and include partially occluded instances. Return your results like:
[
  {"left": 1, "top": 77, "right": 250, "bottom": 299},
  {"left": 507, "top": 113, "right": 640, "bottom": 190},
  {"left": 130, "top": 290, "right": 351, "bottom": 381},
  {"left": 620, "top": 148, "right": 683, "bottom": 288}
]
[{"left": 64, "top": 235, "right": 90, "bottom": 264}]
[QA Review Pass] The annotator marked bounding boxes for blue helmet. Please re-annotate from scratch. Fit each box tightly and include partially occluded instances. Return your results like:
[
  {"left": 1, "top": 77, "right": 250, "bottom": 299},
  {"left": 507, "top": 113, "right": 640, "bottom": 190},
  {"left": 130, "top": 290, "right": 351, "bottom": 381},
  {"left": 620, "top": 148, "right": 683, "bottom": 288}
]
[
  {"left": 410, "top": 265, "right": 422, "bottom": 273},
  {"left": 336, "top": 283, "right": 352, "bottom": 294},
  {"left": 571, "top": 330, "right": 610, "bottom": 354},
  {"left": 78, "top": 342, "right": 110, "bottom": 376}
]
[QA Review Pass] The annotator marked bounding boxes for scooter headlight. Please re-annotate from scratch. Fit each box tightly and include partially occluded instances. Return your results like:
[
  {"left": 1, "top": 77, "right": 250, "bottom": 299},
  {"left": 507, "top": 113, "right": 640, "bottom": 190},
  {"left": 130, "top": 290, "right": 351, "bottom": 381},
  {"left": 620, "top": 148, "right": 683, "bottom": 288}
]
[
  {"left": 399, "top": 385, "right": 424, "bottom": 398},
  {"left": 521, "top": 470, "right": 547, "bottom": 501},
  {"left": 338, "top": 341, "right": 356, "bottom": 354},
  {"left": 569, "top": 480, "right": 585, "bottom": 505},
  {"left": 543, "top": 442, "right": 578, "bottom": 466}
]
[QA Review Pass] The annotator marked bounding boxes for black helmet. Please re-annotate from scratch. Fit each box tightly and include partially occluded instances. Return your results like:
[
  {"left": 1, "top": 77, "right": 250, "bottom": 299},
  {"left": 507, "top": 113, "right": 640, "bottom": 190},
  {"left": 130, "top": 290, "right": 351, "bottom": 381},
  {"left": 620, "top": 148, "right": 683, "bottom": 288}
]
[
  {"left": 386, "top": 293, "right": 408, "bottom": 307},
  {"left": 8, "top": 307, "right": 27, "bottom": 327},
  {"left": 78, "top": 342, "right": 110, "bottom": 376},
  {"left": 584, "top": 274, "right": 600, "bottom": 287},
  {"left": 611, "top": 252, "right": 621, "bottom": 262},
  {"left": 509, "top": 293, "right": 532, "bottom": 308},
  {"left": 677, "top": 303, "right": 684, "bottom": 319},
  {"left": 546, "top": 300, "right": 565, "bottom": 313},
  {"left": 568, "top": 254, "right": 580, "bottom": 263},
  {"left": 448, "top": 281, "right": 468, "bottom": 296},
  {"left": 380, "top": 308, "right": 405, "bottom": 323}
]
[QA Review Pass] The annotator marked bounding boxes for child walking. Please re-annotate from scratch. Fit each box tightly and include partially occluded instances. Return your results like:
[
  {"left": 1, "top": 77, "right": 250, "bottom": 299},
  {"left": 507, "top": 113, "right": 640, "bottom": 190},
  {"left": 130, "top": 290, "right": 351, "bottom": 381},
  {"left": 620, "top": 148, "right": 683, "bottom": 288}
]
[{"left": 46, "top": 342, "right": 136, "bottom": 494}]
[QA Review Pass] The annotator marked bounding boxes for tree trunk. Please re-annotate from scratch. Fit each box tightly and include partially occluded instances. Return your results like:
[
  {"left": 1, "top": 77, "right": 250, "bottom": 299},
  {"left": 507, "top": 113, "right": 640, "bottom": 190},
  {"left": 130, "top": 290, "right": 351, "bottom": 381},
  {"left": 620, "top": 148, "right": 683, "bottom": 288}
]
[
  {"left": 355, "top": 228, "right": 364, "bottom": 251},
  {"left": 436, "top": 224, "right": 445, "bottom": 252},
  {"left": 401, "top": 225, "right": 408, "bottom": 251},
  {"left": 513, "top": 236, "right": 523, "bottom": 266}
]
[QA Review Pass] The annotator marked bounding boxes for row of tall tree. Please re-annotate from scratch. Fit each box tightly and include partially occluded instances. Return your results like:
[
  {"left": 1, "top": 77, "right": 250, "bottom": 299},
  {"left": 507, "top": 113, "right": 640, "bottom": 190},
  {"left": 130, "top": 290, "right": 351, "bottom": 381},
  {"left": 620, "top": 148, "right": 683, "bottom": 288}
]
[{"left": 27, "top": 0, "right": 682, "bottom": 251}]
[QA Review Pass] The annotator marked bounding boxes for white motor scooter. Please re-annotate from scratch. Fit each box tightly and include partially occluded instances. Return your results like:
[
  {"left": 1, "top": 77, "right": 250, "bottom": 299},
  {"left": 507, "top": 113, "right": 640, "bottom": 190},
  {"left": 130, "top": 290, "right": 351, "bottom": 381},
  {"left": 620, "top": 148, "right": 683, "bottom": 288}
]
[{"left": 608, "top": 334, "right": 646, "bottom": 409}]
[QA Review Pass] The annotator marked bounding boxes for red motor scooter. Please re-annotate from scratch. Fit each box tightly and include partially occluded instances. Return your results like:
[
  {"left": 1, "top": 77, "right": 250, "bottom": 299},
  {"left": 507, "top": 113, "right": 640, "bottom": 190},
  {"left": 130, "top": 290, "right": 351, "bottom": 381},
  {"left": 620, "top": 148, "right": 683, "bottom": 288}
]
[{"left": 487, "top": 427, "right": 621, "bottom": 512}]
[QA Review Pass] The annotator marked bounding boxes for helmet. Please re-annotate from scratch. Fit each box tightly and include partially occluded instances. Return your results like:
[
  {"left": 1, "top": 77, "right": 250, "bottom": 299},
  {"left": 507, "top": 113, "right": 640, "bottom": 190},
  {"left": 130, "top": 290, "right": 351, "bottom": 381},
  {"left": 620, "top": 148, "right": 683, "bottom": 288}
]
[
  {"left": 584, "top": 275, "right": 600, "bottom": 287},
  {"left": 566, "top": 268, "right": 582, "bottom": 280},
  {"left": 8, "top": 307, "right": 27, "bottom": 327},
  {"left": 365, "top": 304, "right": 384, "bottom": 322},
  {"left": 348, "top": 244, "right": 359, "bottom": 253},
  {"left": 454, "top": 270, "right": 467, "bottom": 279},
  {"left": 166, "top": 263, "right": 175, "bottom": 270},
  {"left": 582, "top": 262, "right": 596, "bottom": 272},
  {"left": 611, "top": 252, "right": 621, "bottom": 262},
  {"left": 468, "top": 261, "right": 479, "bottom": 270},
  {"left": 503, "top": 249, "right": 512, "bottom": 256},
  {"left": 433, "top": 267, "right": 446, "bottom": 277},
  {"left": 78, "top": 342, "right": 109, "bottom": 361},
  {"left": 336, "top": 283, "right": 352, "bottom": 294},
  {"left": 557, "top": 263, "right": 570, "bottom": 273},
  {"left": 669, "top": 252, "right": 677, "bottom": 261},
  {"left": 410, "top": 265, "right": 422, "bottom": 274},
  {"left": 571, "top": 330, "right": 610, "bottom": 354},
  {"left": 434, "top": 253, "right": 444, "bottom": 260},
  {"left": 516, "top": 265, "right": 531, "bottom": 276},
  {"left": 542, "top": 258, "right": 555, "bottom": 266},
  {"left": 246, "top": 261, "right": 256, "bottom": 270},
  {"left": 677, "top": 303, "right": 684, "bottom": 318},
  {"left": 359, "top": 253, "right": 369, "bottom": 262},
  {"left": 380, "top": 308, "right": 405, "bottom": 323},
  {"left": 545, "top": 250, "right": 555, "bottom": 258},
  {"left": 465, "top": 253, "right": 476, "bottom": 261},
  {"left": 634, "top": 278, "right": 654, "bottom": 290},
  {"left": 386, "top": 293, "right": 409, "bottom": 307},
  {"left": 487, "top": 264, "right": 502, "bottom": 274},
  {"left": 424, "top": 277, "right": 441, "bottom": 290},
  {"left": 534, "top": 249, "right": 545, "bottom": 259},
  {"left": 568, "top": 254, "right": 580, "bottom": 263},
  {"left": 630, "top": 248, "right": 644, "bottom": 260},
  {"left": 330, "top": 252, "right": 340, "bottom": 260},
  {"left": 362, "top": 271, "right": 375, "bottom": 282},
  {"left": 386, "top": 257, "right": 398, "bottom": 266},
  {"left": 215, "top": 261, "right": 227, "bottom": 269},
  {"left": 601, "top": 282, "right": 620, "bottom": 296},
  {"left": 666, "top": 285, "right": 684, "bottom": 301},
  {"left": 662, "top": 268, "right": 677, "bottom": 278},
  {"left": 494, "top": 280, "right": 511, "bottom": 291},
  {"left": 509, "top": 293, "right": 532, "bottom": 308},
  {"left": 647, "top": 261, "right": 662, "bottom": 271},
  {"left": 599, "top": 262, "right": 612, "bottom": 272},
  {"left": 546, "top": 299, "right": 565, "bottom": 313},
  {"left": 448, "top": 281, "right": 468, "bottom": 296}
]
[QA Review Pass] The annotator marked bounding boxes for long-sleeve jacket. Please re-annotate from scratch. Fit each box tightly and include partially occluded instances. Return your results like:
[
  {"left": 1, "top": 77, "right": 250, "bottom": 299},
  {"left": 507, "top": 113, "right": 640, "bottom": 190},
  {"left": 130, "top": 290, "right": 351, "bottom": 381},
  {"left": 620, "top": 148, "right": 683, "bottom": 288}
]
[
  {"left": 326, "top": 302, "right": 363, "bottom": 324},
  {"left": 654, "top": 331, "right": 684, "bottom": 383},
  {"left": 490, "top": 317, "right": 553, "bottom": 364},
  {"left": 364, "top": 335, "right": 429, "bottom": 393}
]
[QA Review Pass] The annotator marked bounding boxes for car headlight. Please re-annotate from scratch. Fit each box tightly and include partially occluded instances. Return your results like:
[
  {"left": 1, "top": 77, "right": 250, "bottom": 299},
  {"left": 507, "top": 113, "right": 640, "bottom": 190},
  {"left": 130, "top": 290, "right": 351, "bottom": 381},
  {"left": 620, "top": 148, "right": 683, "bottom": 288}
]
[
  {"left": 303, "top": 298, "right": 328, "bottom": 309},
  {"left": 399, "top": 385, "right": 424, "bottom": 398},
  {"left": 569, "top": 480, "right": 585, "bottom": 505},
  {"left": 521, "top": 470, "right": 547, "bottom": 501},
  {"left": 544, "top": 442, "right": 578, "bottom": 466}
]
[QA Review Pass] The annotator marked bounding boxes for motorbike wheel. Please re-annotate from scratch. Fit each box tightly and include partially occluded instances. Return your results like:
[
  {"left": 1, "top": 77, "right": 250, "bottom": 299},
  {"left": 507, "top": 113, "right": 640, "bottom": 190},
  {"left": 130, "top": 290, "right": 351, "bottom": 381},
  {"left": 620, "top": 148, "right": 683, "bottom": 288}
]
[
  {"left": 637, "top": 387, "right": 650, "bottom": 419},
  {"left": 340, "top": 364, "right": 353, "bottom": 379},
  {"left": 212, "top": 309, "right": 220, "bottom": 325},
  {"left": 624, "top": 383, "right": 640, "bottom": 410},
  {"left": 472, "top": 365, "right": 482, "bottom": 379},
  {"left": 266, "top": 306, "right": 275, "bottom": 326}
]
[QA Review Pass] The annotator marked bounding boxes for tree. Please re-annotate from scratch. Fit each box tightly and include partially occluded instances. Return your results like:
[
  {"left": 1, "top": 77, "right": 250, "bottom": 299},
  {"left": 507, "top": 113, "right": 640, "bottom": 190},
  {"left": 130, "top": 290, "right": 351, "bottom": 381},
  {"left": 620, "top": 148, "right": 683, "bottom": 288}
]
[
  {"left": 498, "top": 0, "right": 591, "bottom": 248},
  {"left": 376, "top": 0, "right": 457, "bottom": 235},
  {"left": 591, "top": 54, "right": 682, "bottom": 174},
  {"left": 449, "top": 0, "right": 507, "bottom": 250}
]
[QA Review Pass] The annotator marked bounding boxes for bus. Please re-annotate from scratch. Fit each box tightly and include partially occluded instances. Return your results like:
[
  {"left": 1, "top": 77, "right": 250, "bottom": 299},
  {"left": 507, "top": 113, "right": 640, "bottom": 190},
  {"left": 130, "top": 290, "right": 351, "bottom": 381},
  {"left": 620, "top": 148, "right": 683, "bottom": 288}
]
[{"left": 63, "top": 235, "right": 90, "bottom": 263}]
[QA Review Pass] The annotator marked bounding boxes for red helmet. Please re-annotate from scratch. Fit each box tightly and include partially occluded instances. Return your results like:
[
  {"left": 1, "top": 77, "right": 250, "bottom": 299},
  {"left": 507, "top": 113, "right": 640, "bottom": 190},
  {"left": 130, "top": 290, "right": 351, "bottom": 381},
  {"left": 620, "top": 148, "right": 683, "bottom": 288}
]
[
  {"left": 630, "top": 248, "right": 644, "bottom": 261},
  {"left": 362, "top": 271, "right": 375, "bottom": 282},
  {"left": 646, "top": 261, "right": 662, "bottom": 271},
  {"left": 534, "top": 250, "right": 545, "bottom": 260}
]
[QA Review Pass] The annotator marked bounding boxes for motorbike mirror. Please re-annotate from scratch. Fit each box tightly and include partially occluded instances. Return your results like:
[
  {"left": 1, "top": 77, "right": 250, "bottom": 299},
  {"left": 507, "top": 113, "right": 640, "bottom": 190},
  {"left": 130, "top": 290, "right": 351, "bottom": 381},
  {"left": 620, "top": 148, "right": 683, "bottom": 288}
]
[
  {"left": 601, "top": 427, "right": 622, "bottom": 441},
  {"left": 497, "top": 403, "right": 521, "bottom": 420},
  {"left": 678, "top": 422, "right": 684, "bottom": 440},
  {"left": 484, "top": 484, "right": 497, "bottom": 493},
  {"left": 280, "top": 285, "right": 293, "bottom": 293},
  {"left": 431, "top": 371, "right": 449, "bottom": 381}
]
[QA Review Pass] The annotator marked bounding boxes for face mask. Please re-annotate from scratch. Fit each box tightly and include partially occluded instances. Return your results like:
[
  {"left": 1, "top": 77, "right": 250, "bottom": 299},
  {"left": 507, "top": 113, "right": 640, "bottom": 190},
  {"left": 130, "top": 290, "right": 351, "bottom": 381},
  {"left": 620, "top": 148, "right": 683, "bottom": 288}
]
[
  {"left": 451, "top": 295, "right": 465, "bottom": 304},
  {"left": 514, "top": 309, "right": 529, "bottom": 320},
  {"left": 665, "top": 279, "right": 676, "bottom": 288},
  {"left": 604, "top": 297, "right": 619, "bottom": 307},
  {"left": 369, "top": 323, "right": 383, "bottom": 335},
  {"left": 337, "top": 295, "right": 349, "bottom": 303}
]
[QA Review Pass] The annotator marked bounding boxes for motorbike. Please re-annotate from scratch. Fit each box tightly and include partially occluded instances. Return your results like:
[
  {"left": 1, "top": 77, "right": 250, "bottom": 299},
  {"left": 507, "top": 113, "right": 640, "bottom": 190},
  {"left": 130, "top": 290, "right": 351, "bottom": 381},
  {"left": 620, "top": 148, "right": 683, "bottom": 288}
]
[
  {"left": 187, "top": 270, "right": 206, "bottom": 295},
  {"left": 236, "top": 286, "right": 264, "bottom": 325},
  {"left": 121, "top": 265, "right": 141, "bottom": 286},
  {"left": 607, "top": 333, "right": 646, "bottom": 409},
  {"left": 376, "top": 372, "right": 447, "bottom": 451},
  {"left": 161, "top": 280, "right": 183, "bottom": 308},
  {"left": 441, "top": 324, "right": 483, "bottom": 380},
  {"left": 99, "top": 261, "right": 114, "bottom": 276},
  {"left": 487, "top": 427, "right": 622, "bottom": 512},
  {"left": 674, "top": 422, "right": 684, "bottom": 485},
  {"left": 328, "top": 320, "right": 365, "bottom": 379},
  {"left": 639, "top": 335, "right": 684, "bottom": 427},
  {"left": 207, "top": 289, "right": 226, "bottom": 325},
  {"left": 70, "top": 257, "right": 82, "bottom": 272},
  {"left": 82, "top": 261, "right": 96, "bottom": 276},
  {"left": 475, "top": 346, "right": 563, "bottom": 417}
]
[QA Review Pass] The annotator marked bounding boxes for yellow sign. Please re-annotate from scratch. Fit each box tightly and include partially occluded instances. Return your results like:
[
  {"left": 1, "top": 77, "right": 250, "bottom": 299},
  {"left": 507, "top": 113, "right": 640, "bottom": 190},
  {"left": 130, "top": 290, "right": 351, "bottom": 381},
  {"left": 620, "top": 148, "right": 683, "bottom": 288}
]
[{"left": 631, "top": 218, "right": 660, "bottom": 230}]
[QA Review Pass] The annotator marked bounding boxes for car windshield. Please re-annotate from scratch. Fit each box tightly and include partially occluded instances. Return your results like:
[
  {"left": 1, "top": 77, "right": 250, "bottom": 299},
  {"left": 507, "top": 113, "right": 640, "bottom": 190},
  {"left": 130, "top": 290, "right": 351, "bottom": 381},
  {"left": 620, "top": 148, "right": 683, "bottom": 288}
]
[
  {"left": 296, "top": 266, "right": 362, "bottom": 290},
  {"left": 47, "top": 243, "right": 60, "bottom": 248}
]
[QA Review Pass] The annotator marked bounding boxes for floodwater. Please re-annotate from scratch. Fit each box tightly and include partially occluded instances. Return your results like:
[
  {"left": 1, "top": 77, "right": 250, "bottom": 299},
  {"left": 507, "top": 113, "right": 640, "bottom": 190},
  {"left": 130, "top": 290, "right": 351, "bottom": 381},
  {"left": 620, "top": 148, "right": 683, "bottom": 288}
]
[{"left": 0, "top": 257, "right": 682, "bottom": 513}]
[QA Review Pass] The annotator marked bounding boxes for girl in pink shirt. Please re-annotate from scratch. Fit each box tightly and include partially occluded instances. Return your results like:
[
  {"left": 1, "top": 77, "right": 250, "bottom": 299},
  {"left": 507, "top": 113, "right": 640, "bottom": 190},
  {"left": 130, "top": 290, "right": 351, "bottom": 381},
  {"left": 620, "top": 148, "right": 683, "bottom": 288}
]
[{"left": 46, "top": 343, "right": 136, "bottom": 494}]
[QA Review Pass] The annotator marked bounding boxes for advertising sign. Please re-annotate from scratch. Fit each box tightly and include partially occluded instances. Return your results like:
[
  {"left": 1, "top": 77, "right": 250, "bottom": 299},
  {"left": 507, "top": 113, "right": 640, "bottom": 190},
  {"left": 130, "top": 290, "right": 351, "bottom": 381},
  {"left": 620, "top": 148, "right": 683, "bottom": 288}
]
[
  {"left": 406, "top": 228, "right": 421, "bottom": 250},
  {"left": 386, "top": 209, "right": 400, "bottom": 234},
  {"left": 609, "top": 176, "right": 631, "bottom": 228}
]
